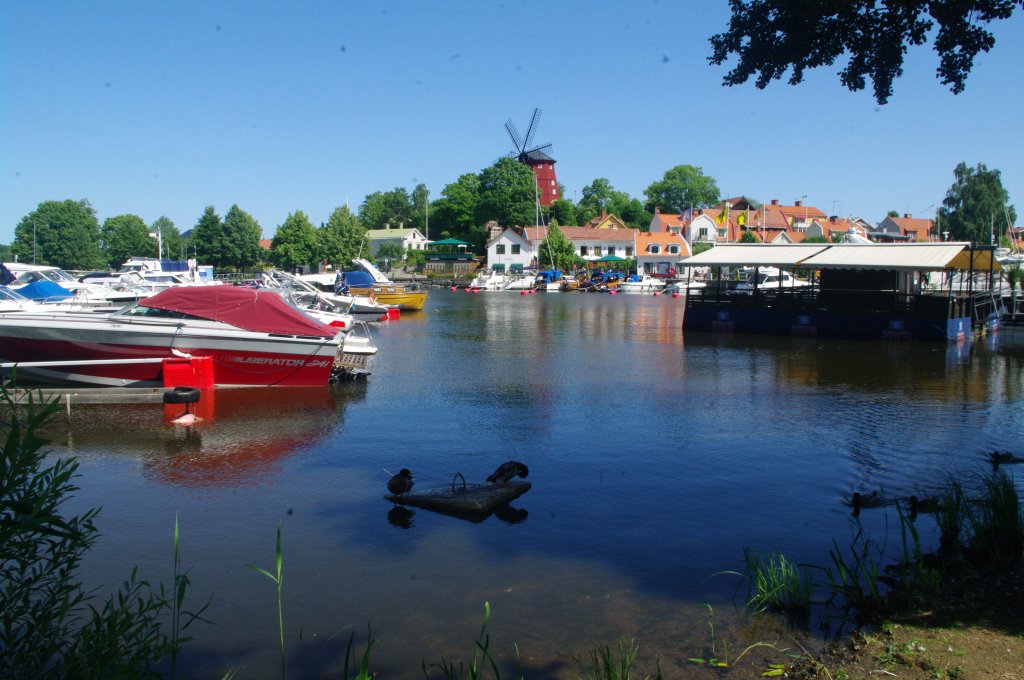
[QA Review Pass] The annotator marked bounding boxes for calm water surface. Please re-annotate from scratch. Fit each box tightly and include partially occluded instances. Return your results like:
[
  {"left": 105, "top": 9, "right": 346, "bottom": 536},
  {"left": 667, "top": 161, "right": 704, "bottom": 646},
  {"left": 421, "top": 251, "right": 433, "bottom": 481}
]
[{"left": 49, "top": 289, "right": 1024, "bottom": 679}]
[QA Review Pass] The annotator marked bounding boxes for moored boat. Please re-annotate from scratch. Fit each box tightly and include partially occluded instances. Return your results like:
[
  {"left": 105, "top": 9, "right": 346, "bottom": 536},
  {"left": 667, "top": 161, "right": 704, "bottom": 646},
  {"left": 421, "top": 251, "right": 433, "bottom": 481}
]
[
  {"left": 0, "top": 286, "right": 360, "bottom": 387},
  {"left": 619, "top": 273, "right": 667, "bottom": 294},
  {"left": 343, "top": 258, "right": 428, "bottom": 310}
]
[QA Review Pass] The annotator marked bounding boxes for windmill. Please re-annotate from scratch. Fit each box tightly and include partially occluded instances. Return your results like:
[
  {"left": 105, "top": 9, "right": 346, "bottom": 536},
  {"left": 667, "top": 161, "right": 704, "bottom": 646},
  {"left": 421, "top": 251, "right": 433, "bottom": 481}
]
[{"left": 505, "top": 108, "right": 560, "bottom": 207}]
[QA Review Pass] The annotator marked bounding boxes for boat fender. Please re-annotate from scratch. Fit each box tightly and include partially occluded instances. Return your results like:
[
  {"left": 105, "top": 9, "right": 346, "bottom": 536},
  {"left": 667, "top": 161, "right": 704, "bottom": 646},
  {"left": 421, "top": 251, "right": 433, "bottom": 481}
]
[{"left": 163, "top": 386, "right": 201, "bottom": 405}]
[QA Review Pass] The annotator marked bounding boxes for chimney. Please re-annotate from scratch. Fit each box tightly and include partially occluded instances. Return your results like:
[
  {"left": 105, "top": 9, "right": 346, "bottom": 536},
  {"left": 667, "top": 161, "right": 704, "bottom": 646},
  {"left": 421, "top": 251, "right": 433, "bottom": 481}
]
[
  {"left": 830, "top": 216, "right": 837, "bottom": 223},
  {"left": 601, "top": 209, "right": 608, "bottom": 219},
  {"left": 654, "top": 206, "right": 660, "bottom": 215},
  {"left": 795, "top": 200, "right": 803, "bottom": 208},
  {"left": 771, "top": 199, "right": 779, "bottom": 206},
  {"left": 904, "top": 213, "right": 911, "bottom": 219}
]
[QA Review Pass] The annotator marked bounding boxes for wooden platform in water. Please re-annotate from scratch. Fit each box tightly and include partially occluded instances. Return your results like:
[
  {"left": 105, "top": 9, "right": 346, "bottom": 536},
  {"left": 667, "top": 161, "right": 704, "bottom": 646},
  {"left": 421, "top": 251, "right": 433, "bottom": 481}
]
[
  {"left": 386, "top": 480, "right": 531, "bottom": 516},
  {"left": 5, "top": 386, "right": 172, "bottom": 405}
]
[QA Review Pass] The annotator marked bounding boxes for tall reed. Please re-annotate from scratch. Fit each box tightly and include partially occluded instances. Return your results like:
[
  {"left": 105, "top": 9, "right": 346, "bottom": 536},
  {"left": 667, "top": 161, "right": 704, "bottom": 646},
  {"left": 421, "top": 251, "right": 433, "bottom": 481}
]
[
  {"left": 251, "top": 524, "right": 286, "bottom": 679},
  {"left": 742, "top": 548, "right": 813, "bottom": 620},
  {"left": 966, "top": 470, "right": 1024, "bottom": 570}
]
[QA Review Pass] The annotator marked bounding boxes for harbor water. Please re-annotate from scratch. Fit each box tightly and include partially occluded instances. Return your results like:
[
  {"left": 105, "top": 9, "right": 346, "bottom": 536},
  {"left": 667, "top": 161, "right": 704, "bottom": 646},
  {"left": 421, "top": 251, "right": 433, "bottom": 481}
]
[{"left": 44, "top": 289, "right": 1024, "bottom": 678}]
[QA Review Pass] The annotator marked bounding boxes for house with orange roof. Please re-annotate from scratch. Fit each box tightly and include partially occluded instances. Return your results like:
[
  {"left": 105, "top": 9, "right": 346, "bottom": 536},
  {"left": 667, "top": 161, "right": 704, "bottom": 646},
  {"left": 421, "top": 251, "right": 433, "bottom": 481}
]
[
  {"left": 648, "top": 207, "right": 688, "bottom": 236},
  {"left": 806, "top": 216, "right": 871, "bottom": 242},
  {"left": 635, "top": 231, "right": 691, "bottom": 277},
  {"left": 877, "top": 214, "right": 935, "bottom": 242}
]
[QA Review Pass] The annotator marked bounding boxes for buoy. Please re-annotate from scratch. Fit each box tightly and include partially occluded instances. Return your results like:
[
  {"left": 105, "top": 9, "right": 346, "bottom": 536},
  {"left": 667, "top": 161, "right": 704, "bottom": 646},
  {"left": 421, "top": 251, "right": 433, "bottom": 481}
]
[
  {"left": 473, "top": 288, "right": 480, "bottom": 294},
  {"left": 450, "top": 285, "right": 457, "bottom": 291},
  {"left": 378, "top": 313, "right": 388, "bottom": 321},
  {"left": 520, "top": 290, "right": 526, "bottom": 296},
  {"left": 672, "top": 292, "right": 680, "bottom": 299},
  {"left": 653, "top": 291, "right": 661, "bottom": 297},
  {"left": 528, "top": 289, "right": 535, "bottom": 295},
  {"left": 610, "top": 290, "right": 617, "bottom": 295}
]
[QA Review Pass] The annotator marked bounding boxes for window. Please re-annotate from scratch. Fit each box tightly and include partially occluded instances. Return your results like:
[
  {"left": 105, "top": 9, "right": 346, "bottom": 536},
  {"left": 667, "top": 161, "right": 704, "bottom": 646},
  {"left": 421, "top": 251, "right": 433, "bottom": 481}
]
[
  {"left": 496, "top": 244, "right": 506, "bottom": 254},
  {"left": 511, "top": 244, "right": 521, "bottom": 255},
  {"left": 580, "top": 246, "right": 588, "bottom": 256},
  {"left": 648, "top": 244, "right": 661, "bottom": 254},
  {"left": 607, "top": 246, "right": 615, "bottom": 256},
  {"left": 668, "top": 245, "right": 679, "bottom": 254},
  {"left": 625, "top": 247, "right": 633, "bottom": 257}
]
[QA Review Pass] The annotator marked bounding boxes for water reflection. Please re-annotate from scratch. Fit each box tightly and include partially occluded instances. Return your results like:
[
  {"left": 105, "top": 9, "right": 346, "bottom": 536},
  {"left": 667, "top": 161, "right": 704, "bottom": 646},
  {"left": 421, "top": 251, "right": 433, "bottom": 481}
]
[{"left": 50, "top": 384, "right": 365, "bottom": 487}]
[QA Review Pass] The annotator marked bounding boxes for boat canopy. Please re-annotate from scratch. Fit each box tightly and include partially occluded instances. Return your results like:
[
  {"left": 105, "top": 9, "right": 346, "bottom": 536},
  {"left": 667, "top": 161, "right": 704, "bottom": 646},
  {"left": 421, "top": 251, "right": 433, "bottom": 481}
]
[
  {"left": 684, "top": 243, "right": 1001, "bottom": 272},
  {"left": 138, "top": 287, "right": 339, "bottom": 338},
  {"left": 16, "top": 280, "right": 73, "bottom": 300}
]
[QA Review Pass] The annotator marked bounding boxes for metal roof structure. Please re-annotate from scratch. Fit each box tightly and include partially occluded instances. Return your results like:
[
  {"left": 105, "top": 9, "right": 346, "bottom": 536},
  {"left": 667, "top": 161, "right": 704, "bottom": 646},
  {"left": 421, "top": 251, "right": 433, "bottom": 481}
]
[{"left": 684, "top": 243, "right": 1001, "bottom": 272}]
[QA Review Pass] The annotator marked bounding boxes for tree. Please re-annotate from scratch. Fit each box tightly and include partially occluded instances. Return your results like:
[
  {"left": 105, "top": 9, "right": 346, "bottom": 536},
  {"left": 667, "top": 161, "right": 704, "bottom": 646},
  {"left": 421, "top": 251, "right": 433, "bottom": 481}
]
[
  {"left": 318, "top": 205, "right": 367, "bottom": 269},
  {"left": 374, "top": 241, "right": 405, "bottom": 269},
  {"left": 476, "top": 158, "right": 536, "bottom": 229},
  {"left": 548, "top": 198, "right": 577, "bottom": 227},
  {"left": 709, "top": 0, "right": 1022, "bottom": 105},
  {"left": 13, "top": 199, "right": 104, "bottom": 270},
  {"left": 151, "top": 216, "right": 183, "bottom": 260},
  {"left": 431, "top": 173, "right": 482, "bottom": 244},
  {"left": 221, "top": 205, "right": 264, "bottom": 270},
  {"left": 576, "top": 178, "right": 618, "bottom": 224},
  {"left": 411, "top": 183, "right": 430, "bottom": 233},
  {"left": 606, "top": 194, "right": 651, "bottom": 231},
  {"left": 937, "top": 162, "right": 1016, "bottom": 244},
  {"left": 738, "top": 231, "right": 760, "bottom": 243},
  {"left": 538, "top": 224, "right": 580, "bottom": 272},
  {"left": 190, "top": 206, "right": 226, "bottom": 267},
  {"left": 887, "top": 210, "right": 901, "bottom": 218},
  {"left": 643, "top": 165, "right": 720, "bottom": 214},
  {"left": 271, "top": 211, "right": 319, "bottom": 270},
  {"left": 359, "top": 188, "right": 415, "bottom": 231},
  {"left": 100, "top": 214, "right": 154, "bottom": 268}
]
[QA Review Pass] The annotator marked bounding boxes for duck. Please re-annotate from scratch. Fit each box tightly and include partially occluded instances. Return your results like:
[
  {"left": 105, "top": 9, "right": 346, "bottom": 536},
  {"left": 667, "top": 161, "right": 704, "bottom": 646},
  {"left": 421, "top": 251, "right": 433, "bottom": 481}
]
[
  {"left": 990, "top": 451, "right": 1021, "bottom": 467},
  {"left": 387, "top": 468, "right": 415, "bottom": 496},
  {"left": 850, "top": 490, "right": 884, "bottom": 512},
  {"left": 906, "top": 495, "right": 941, "bottom": 520},
  {"left": 486, "top": 461, "right": 529, "bottom": 487}
]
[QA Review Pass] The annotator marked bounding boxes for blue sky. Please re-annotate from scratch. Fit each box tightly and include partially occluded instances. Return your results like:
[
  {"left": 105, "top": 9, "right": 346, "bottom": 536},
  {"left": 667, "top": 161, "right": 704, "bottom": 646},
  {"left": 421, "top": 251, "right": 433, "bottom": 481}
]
[{"left": 3, "top": 1, "right": 1022, "bottom": 243}]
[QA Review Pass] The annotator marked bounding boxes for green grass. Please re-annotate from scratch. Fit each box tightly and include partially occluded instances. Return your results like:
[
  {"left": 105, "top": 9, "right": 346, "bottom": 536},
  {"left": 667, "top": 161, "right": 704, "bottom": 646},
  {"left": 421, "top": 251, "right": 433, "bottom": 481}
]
[{"left": 742, "top": 548, "right": 813, "bottom": 619}]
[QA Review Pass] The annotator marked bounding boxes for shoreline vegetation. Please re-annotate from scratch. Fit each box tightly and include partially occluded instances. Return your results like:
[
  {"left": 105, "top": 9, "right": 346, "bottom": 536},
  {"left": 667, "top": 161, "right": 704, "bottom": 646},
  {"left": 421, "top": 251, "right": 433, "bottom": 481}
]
[{"left": 3, "top": 386, "right": 1021, "bottom": 679}]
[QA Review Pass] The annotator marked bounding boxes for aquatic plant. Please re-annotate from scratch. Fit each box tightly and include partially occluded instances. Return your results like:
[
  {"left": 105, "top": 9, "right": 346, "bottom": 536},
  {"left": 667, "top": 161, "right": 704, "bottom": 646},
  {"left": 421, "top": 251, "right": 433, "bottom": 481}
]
[
  {"left": 965, "top": 470, "right": 1023, "bottom": 570},
  {"left": 421, "top": 601, "right": 522, "bottom": 680},
  {"left": 820, "top": 523, "right": 884, "bottom": 620},
  {"left": 741, "top": 548, "right": 813, "bottom": 619},
  {"left": 0, "top": 384, "right": 201, "bottom": 678},
  {"left": 580, "top": 637, "right": 662, "bottom": 680},
  {"left": 250, "top": 524, "right": 287, "bottom": 679}
]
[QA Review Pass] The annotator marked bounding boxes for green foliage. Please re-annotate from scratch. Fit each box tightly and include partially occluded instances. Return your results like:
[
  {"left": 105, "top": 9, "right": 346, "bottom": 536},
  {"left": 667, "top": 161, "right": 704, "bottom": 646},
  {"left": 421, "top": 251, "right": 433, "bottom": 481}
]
[
  {"left": 431, "top": 173, "right": 482, "bottom": 244},
  {"left": 938, "top": 162, "right": 1016, "bottom": 244},
  {"left": 538, "top": 224, "right": 579, "bottom": 271},
  {"left": 13, "top": 199, "right": 104, "bottom": 269},
  {"left": 360, "top": 187, "right": 415, "bottom": 231},
  {"left": 221, "top": 205, "right": 264, "bottom": 269},
  {"left": 476, "top": 158, "right": 536, "bottom": 229},
  {"left": 965, "top": 471, "right": 1023, "bottom": 570},
  {"left": 548, "top": 198, "right": 576, "bottom": 227},
  {"left": 101, "top": 214, "right": 156, "bottom": 268},
  {"left": 692, "top": 242, "right": 714, "bottom": 256},
  {"left": 319, "top": 205, "right": 367, "bottom": 267},
  {"left": 0, "top": 387, "right": 199, "bottom": 678},
  {"left": 579, "top": 638, "right": 661, "bottom": 680},
  {"left": 708, "top": 0, "right": 1021, "bottom": 104},
  {"left": 411, "top": 183, "right": 431, "bottom": 233},
  {"left": 742, "top": 549, "right": 813, "bottom": 618},
  {"left": 421, "top": 602, "right": 521, "bottom": 680},
  {"left": 374, "top": 241, "right": 405, "bottom": 267},
  {"left": 642, "top": 165, "right": 720, "bottom": 214},
  {"left": 250, "top": 524, "right": 286, "bottom": 679},
  {"left": 271, "top": 211, "right": 319, "bottom": 270},
  {"left": 191, "top": 206, "right": 227, "bottom": 267},
  {"left": 738, "top": 231, "right": 760, "bottom": 243},
  {"left": 151, "top": 216, "right": 184, "bottom": 260}
]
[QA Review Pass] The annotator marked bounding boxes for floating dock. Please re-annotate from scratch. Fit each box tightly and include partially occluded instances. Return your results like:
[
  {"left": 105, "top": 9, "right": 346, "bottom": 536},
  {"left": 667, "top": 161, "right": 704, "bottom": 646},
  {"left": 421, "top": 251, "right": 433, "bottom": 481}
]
[{"left": 386, "top": 480, "right": 531, "bottom": 517}]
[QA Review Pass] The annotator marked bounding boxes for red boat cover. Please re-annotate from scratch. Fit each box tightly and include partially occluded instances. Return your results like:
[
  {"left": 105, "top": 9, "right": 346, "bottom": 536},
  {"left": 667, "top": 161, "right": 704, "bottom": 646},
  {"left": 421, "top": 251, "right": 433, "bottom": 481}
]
[{"left": 139, "top": 287, "right": 339, "bottom": 338}]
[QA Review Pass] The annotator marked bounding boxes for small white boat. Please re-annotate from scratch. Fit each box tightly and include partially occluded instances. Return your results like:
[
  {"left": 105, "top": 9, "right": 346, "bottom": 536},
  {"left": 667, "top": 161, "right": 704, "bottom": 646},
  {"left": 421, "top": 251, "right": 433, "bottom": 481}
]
[
  {"left": 468, "top": 270, "right": 508, "bottom": 291},
  {"left": 618, "top": 273, "right": 667, "bottom": 294}
]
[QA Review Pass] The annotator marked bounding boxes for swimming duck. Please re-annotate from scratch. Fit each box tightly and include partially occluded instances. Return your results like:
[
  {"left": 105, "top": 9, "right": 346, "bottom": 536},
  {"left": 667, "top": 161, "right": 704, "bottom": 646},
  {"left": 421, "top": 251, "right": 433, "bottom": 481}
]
[
  {"left": 486, "top": 461, "right": 529, "bottom": 487},
  {"left": 991, "top": 451, "right": 1021, "bottom": 467},
  {"left": 906, "top": 495, "right": 941, "bottom": 520},
  {"left": 387, "top": 469, "right": 415, "bottom": 496},
  {"left": 850, "top": 491, "right": 884, "bottom": 511}
]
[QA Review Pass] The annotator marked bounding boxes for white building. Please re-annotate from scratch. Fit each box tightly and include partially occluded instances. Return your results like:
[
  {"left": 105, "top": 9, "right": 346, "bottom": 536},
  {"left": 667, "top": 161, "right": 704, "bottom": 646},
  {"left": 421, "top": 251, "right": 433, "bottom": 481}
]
[{"left": 365, "top": 227, "right": 429, "bottom": 256}]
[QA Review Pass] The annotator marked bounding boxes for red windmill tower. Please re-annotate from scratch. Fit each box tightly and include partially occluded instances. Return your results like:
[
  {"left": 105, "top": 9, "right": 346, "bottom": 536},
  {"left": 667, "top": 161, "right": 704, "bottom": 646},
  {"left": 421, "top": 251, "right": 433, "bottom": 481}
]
[{"left": 505, "top": 108, "right": 560, "bottom": 207}]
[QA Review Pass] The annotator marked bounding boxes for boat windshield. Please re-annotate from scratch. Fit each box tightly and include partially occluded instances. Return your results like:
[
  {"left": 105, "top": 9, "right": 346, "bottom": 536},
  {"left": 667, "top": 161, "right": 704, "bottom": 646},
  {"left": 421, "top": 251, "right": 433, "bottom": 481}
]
[{"left": 120, "top": 305, "right": 207, "bottom": 321}]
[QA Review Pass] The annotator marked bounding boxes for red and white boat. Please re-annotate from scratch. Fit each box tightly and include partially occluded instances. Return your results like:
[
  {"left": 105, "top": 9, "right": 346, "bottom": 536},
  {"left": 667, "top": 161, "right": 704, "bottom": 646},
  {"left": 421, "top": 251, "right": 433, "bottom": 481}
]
[{"left": 0, "top": 286, "right": 357, "bottom": 387}]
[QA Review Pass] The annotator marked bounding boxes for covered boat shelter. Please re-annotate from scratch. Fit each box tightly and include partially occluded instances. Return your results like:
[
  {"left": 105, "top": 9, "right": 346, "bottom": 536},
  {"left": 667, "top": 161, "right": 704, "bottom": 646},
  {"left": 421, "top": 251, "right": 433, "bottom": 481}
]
[{"left": 682, "top": 243, "right": 1001, "bottom": 342}]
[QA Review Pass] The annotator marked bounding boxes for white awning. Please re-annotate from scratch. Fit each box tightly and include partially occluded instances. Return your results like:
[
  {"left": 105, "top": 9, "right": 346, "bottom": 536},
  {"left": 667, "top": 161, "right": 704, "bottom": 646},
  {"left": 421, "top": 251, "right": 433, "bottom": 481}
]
[
  {"left": 683, "top": 244, "right": 829, "bottom": 268},
  {"left": 683, "top": 242, "right": 1000, "bottom": 272},
  {"left": 800, "top": 243, "right": 1000, "bottom": 272}
]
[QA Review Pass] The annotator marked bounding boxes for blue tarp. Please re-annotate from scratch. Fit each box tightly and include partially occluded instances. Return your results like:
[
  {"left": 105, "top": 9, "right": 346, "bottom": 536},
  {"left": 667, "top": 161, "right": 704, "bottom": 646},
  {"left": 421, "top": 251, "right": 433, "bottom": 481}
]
[
  {"left": 343, "top": 271, "right": 376, "bottom": 287},
  {"left": 18, "top": 281, "right": 72, "bottom": 300}
]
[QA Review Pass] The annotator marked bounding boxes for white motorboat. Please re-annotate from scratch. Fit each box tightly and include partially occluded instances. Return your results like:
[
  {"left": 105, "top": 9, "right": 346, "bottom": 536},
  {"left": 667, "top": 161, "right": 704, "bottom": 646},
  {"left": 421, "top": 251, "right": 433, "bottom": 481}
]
[
  {"left": 618, "top": 273, "right": 667, "bottom": 294},
  {"left": 0, "top": 286, "right": 371, "bottom": 387},
  {"left": 468, "top": 270, "right": 508, "bottom": 290}
]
